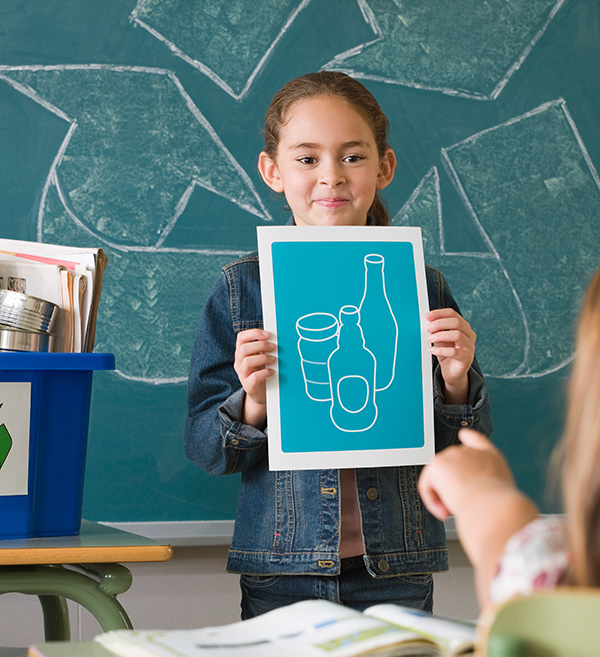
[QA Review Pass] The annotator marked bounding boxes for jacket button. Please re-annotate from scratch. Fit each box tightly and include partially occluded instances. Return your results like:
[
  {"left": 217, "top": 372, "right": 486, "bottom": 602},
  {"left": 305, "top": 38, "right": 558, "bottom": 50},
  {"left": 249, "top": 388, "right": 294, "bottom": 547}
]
[
  {"left": 460, "top": 421, "right": 469, "bottom": 427},
  {"left": 377, "top": 559, "right": 389, "bottom": 573},
  {"left": 367, "top": 487, "right": 378, "bottom": 500},
  {"left": 231, "top": 439, "right": 240, "bottom": 446}
]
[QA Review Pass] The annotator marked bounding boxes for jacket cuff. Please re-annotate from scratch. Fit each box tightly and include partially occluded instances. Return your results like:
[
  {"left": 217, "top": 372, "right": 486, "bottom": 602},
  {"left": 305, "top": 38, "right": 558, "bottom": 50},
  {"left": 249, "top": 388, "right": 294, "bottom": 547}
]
[
  {"left": 433, "top": 365, "right": 488, "bottom": 429},
  {"left": 218, "top": 387, "right": 268, "bottom": 448}
]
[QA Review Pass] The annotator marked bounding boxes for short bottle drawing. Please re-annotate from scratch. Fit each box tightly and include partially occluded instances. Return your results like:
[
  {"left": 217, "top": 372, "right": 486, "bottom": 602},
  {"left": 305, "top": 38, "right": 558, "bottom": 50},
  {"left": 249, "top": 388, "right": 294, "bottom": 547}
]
[
  {"left": 327, "top": 305, "right": 377, "bottom": 432},
  {"left": 358, "top": 254, "right": 398, "bottom": 391},
  {"left": 296, "top": 312, "right": 339, "bottom": 401}
]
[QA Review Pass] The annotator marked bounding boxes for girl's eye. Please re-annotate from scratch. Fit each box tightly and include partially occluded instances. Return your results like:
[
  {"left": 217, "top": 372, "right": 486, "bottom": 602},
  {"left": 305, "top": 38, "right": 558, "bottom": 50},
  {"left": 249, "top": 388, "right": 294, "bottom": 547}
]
[
  {"left": 344, "top": 154, "right": 366, "bottom": 163},
  {"left": 297, "top": 156, "right": 316, "bottom": 165}
]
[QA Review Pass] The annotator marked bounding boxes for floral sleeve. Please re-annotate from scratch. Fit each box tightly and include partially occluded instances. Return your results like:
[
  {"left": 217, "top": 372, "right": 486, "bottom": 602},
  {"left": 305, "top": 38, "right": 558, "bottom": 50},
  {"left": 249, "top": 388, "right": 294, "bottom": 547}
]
[{"left": 490, "top": 516, "right": 570, "bottom": 605}]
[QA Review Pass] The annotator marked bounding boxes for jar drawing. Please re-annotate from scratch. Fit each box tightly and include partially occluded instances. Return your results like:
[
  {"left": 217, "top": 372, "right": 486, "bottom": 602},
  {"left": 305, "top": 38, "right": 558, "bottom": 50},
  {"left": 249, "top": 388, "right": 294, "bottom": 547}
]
[
  {"left": 327, "top": 305, "right": 377, "bottom": 432},
  {"left": 296, "top": 312, "right": 339, "bottom": 401},
  {"left": 358, "top": 254, "right": 398, "bottom": 391}
]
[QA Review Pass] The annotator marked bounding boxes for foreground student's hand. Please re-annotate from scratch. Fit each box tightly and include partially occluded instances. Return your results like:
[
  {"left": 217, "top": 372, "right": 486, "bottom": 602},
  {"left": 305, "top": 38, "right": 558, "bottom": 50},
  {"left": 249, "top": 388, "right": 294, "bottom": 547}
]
[
  {"left": 418, "top": 429, "right": 539, "bottom": 607},
  {"left": 234, "top": 329, "right": 276, "bottom": 429},
  {"left": 425, "top": 308, "right": 476, "bottom": 404},
  {"left": 418, "top": 429, "right": 515, "bottom": 521}
]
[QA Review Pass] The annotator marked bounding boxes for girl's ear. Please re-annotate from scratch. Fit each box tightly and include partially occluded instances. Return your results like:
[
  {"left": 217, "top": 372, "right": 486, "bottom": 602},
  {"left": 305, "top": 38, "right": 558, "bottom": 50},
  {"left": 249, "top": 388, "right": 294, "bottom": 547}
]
[
  {"left": 258, "top": 151, "right": 284, "bottom": 193},
  {"left": 376, "top": 148, "right": 397, "bottom": 191}
]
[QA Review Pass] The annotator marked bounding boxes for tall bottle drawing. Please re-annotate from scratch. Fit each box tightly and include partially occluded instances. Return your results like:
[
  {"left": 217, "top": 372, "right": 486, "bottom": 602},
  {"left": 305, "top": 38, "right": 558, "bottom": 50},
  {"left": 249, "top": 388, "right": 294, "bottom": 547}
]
[
  {"left": 327, "top": 305, "right": 377, "bottom": 432},
  {"left": 358, "top": 254, "right": 398, "bottom": 391}
]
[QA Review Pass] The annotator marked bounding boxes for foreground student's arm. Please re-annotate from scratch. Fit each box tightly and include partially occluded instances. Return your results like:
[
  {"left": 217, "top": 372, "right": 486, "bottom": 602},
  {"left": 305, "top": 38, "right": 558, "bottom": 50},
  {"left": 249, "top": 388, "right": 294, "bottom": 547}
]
[{"left": 418, "top": 429, "right": 539, "bottom": 607}]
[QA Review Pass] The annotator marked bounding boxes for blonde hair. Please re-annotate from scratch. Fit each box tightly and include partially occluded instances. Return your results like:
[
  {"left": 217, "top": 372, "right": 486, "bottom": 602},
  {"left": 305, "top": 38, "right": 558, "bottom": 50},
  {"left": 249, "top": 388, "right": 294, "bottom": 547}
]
[
  {"left": 262, "top": 71, "right": 392, "bottom": 226},
  {"left": 563, "top": 267, "right": 600, "bottom": 586}
]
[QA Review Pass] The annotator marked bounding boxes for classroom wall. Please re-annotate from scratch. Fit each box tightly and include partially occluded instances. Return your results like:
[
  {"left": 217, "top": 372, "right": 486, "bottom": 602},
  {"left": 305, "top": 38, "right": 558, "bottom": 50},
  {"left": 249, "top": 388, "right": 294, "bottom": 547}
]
[{"left": 0, "top": 540, "right": 477, "bottom": 649}]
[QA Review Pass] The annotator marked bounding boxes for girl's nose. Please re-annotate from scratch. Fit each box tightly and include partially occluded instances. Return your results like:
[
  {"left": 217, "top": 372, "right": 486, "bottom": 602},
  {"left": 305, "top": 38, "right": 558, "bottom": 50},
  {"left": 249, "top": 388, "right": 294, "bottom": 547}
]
[{"left": 319, "top": 160, "right": 345, "bottom": 186}]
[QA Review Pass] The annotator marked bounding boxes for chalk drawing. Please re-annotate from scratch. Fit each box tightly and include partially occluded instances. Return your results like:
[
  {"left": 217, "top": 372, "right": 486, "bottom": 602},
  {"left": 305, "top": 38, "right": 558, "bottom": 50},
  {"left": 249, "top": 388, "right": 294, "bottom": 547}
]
[
  {"left": 131, "top": 0, "right": 313, "bottom": 100},
  {"left": 41, "top": 178, "right": 243, "bottom": 382},
  {"left": 0, "top": 65, "right": 270, "bottom": 382},
  {"left": 0, "top": 66, "right": 271, "bottom": 247},
  {"left": 393, "top": 168, "right": 528, "bottom": 379},
  {"left": 325, "top": 0, "right": 567, "bottom": 101},
  {"left": 395, "top": 100, "right": 600, "bottom": 379}
]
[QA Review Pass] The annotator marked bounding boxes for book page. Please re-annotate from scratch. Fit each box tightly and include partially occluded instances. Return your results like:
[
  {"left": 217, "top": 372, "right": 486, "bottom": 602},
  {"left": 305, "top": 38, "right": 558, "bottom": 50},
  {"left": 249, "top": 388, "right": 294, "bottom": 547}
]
[
  {"left": 365, "top": 605, "right": 475, "bottom": 655},
  {"left": 96, "top": 600, "right": 441, "bottom": 657}
]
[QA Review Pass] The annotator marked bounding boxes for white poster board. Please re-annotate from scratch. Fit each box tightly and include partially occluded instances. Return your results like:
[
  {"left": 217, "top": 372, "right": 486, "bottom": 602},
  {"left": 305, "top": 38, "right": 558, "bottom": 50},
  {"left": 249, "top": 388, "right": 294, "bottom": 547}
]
[{"left": 258, "top": 226, "right": 434, "bottom": 471}]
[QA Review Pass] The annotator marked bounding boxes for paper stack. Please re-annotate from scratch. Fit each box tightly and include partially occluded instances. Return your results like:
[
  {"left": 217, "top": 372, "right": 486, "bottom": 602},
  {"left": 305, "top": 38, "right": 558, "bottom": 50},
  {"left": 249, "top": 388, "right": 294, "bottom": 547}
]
[{"left": 0, "top": 238, "right": 107, "bottom": 352}]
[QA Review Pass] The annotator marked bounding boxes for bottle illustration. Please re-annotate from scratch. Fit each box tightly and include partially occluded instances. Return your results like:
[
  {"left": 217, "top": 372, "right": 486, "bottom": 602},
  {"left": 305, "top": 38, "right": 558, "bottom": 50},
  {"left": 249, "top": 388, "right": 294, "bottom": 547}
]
[
  {"left": 327, "top": 305, "right": 377, "bottom": 432},
  {"left": 358, "top": 254, "right": 398, "bottom": 391},
  {"left": 296, "top": 312, "right": 339, "bottom": 401}
]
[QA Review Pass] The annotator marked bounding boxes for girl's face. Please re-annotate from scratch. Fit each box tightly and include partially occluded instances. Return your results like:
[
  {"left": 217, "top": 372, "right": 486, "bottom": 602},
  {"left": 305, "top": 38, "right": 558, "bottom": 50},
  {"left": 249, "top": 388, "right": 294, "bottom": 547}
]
[{"left": 259, "top": 95, "right": 396, "bottom": 227}]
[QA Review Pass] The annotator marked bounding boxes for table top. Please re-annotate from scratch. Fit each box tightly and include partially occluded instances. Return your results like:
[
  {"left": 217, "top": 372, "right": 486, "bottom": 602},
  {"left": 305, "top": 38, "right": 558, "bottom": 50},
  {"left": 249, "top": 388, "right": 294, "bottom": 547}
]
[{"left": 0, "top": 520, "right": 173, "bottom": 565}]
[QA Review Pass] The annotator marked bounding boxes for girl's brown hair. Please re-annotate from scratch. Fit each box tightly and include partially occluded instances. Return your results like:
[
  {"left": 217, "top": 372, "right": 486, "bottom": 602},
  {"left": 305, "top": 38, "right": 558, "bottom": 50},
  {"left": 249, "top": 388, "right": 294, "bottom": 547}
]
[
  {"left": 563, "top": 266, "right": 600, "bottom": 586},
  {"left": 263, "top": 71, "right": 392, "bottom": 226}
]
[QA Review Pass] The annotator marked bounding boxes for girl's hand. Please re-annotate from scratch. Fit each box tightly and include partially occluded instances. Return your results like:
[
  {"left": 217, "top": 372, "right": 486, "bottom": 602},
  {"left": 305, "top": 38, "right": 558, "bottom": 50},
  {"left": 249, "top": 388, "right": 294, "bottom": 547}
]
[
  {"left": 233, "top": 329, "right": 276, "bottom": 429},
  {"left": 425, "top": 308, "right": 476, "bottom": 404}
]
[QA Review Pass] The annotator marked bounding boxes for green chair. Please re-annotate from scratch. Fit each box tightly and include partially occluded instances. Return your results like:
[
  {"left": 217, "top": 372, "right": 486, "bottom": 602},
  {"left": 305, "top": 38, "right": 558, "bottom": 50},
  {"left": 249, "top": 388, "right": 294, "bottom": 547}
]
[{"left": 484, "top": 589, "right": 600, "bottom": 657}]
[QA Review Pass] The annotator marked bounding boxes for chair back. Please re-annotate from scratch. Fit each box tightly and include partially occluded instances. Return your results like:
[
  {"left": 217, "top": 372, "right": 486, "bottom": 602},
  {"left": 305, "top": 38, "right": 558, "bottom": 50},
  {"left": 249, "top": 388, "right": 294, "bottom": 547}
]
[{"left": 484, "top": 589, "right": 600, "bottom": 656}]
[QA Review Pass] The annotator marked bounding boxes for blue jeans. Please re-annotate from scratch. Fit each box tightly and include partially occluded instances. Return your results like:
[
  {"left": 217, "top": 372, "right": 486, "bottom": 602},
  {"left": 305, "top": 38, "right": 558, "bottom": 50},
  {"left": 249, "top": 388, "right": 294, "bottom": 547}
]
[{"left": 240, "top": 556, "right": 434, "bottom": 619}]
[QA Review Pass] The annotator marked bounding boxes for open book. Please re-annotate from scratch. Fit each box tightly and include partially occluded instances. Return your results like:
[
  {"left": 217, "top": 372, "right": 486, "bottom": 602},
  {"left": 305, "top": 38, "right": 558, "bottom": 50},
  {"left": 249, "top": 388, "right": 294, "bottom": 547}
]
[
  {"left": 95, "top": 599, "right": 476, "bottom": 657},
  {"left": 0, "top": 238, "right": 107, "bottom": 352}
]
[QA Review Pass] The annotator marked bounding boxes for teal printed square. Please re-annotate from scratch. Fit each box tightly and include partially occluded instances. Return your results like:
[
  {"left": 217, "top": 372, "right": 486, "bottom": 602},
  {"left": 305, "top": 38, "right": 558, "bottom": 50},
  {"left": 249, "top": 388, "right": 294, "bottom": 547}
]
[{"left": 271, "top": 241, "right": 424, "bottom": 454}]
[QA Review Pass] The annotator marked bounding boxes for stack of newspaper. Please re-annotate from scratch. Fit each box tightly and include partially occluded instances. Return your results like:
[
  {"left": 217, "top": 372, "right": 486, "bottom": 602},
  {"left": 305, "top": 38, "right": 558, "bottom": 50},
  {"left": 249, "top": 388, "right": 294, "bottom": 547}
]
[{"left": 0, "top": 238, "right": 107, "bottom": 352}]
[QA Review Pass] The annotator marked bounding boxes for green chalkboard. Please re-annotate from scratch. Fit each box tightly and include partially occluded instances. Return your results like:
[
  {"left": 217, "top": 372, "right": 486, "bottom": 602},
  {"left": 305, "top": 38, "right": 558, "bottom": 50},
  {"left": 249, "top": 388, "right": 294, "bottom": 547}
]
[{"left": 0, "top": 0, "right": 598, "bottom": 528}]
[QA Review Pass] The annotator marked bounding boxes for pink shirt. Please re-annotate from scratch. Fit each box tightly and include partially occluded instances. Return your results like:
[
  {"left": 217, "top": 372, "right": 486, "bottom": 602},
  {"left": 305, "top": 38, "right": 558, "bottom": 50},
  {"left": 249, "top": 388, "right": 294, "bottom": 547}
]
[
  {"left": 339, "top": 469, "right": 365, "bottom": 558},
  {"left": 490, "top": 516, "right": 570, "bottom": 605}
]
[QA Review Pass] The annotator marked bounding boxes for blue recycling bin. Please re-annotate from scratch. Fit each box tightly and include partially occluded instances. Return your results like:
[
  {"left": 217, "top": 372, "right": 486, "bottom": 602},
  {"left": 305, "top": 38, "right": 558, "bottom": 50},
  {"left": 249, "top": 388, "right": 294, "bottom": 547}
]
[{"left": 0, "top": 352, "right": 114, "bottom": 538}]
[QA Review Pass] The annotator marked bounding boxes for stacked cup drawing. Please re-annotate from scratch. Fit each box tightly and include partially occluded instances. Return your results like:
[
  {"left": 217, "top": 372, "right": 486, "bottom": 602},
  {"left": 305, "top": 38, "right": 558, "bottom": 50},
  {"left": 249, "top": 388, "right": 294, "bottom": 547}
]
[{"left": 296, "top": 312, "right": 339, "bottom": 401}]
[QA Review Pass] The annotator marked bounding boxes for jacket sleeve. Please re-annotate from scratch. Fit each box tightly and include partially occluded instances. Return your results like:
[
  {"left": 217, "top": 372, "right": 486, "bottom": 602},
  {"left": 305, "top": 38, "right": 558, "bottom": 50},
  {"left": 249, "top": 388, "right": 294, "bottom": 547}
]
[
  {"left": 427, "top": 267, "right": 493, "bottom": 451},
  {"left": 184, "top": 269, "right": 268, "bottom": 475}
]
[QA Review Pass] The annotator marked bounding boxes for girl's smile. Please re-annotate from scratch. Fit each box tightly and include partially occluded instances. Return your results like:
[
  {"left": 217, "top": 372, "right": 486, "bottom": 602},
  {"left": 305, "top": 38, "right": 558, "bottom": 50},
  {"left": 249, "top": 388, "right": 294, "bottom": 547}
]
[{"left": 258, "top": 95, "right": 396, "bottom": 227}]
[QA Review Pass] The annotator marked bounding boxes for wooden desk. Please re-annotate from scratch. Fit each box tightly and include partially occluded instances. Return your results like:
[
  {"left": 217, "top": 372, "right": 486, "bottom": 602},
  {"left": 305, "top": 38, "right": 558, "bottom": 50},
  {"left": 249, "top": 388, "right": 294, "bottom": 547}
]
[{"left": 0, "top": 520, "right": 172, "bottom": 642}]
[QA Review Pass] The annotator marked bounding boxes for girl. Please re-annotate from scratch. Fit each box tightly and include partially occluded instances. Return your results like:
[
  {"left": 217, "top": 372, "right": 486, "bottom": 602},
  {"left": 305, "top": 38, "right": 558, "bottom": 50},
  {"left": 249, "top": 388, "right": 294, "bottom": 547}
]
[
  {"left": 418, "top": 266, "right": 600, "bottom": 609},
  {"left": 185, "top": 71, "right": 492, "bottom": 619}
]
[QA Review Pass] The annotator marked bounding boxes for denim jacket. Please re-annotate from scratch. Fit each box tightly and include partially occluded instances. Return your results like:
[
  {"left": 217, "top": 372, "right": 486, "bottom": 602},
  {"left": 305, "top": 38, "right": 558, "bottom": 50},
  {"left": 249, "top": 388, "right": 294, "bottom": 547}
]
[{"left": 185, "top": 253, "right": 492, "bottom": 577}]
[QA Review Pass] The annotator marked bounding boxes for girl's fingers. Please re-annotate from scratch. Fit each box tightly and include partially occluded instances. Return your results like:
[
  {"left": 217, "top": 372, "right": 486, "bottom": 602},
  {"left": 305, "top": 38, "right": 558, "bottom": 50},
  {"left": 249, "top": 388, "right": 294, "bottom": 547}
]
[
  {"left": 236, "top": 329, "right": 270, "bottom": 345},
  {"left": 427, "top": 329, "right": 470, "bottom": 344},
  {"left": 238, "top": 353, "right": 276, "bottom": 376},
  {"left": 425, "top": 310, "right": 476, "bottom": 339},
  {"left": 244, "top": 366, "right": 274, "bottom": 390},
  {"left": 429, "top": 345, "right": 471, "bottom": 360}
]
